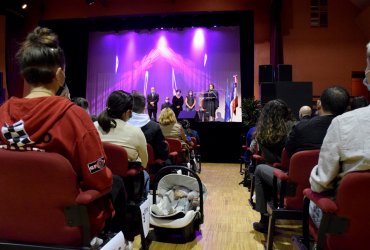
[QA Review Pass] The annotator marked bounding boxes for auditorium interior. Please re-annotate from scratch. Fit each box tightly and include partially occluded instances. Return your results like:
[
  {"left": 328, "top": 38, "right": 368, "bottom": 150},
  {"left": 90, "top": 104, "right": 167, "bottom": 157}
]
[{"left": 0, "top": 0, "right": 369, "bottom": 249}]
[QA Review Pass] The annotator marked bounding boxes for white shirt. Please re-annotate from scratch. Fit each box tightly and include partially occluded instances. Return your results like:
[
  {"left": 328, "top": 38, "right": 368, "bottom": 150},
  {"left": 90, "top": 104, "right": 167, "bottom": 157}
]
[
  {"left": 94, "top": 119, "right": 148, "bottom": 168},
  {"left": 310, "top": 106, "right": 370, "bottom": 192}
]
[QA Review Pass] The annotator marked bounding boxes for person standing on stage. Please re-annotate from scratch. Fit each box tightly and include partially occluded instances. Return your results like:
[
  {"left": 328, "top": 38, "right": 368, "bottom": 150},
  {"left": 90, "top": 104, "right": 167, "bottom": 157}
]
[
  {"left": 207, "top": 83, "right": 219, "bottom": 121},
  {"left": 172, "top": 89, "right": 184, "bottom": 118},
  {"left": 185, "top": 90, "right": 196, "bottom": 111},
  {"left": 147, "top": 86, "right": 159, "bottom": 121},
  {"left": 161, "top": 96, "right": 172, "bottom": 110}
]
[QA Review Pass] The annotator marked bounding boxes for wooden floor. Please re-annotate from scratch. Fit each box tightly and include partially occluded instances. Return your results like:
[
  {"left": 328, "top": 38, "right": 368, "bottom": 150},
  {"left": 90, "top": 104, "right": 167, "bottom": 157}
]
[{"left": 133, "top": 163, "right": 300, "bottom": 250}]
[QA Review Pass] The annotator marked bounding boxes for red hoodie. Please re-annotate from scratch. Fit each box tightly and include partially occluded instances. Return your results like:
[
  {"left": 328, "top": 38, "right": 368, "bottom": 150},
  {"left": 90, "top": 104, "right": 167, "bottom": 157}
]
[{"left": 0, "top": 96, "right": 112, "bottom": 193}]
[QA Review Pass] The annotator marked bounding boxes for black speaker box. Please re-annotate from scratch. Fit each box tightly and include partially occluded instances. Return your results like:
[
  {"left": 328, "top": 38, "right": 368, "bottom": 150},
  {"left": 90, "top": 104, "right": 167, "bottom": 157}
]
[
  {"left": 260, "top": 81, "right": 312, "bottom": 119},
  {"left": 277, "top": 64, "right": 292, "bottom": 82},
  {"left": 259, "top": 65, "right": 274, "bottom": 83},
  {"left": 178, "top": 110, "right": 199, "bottom": 121}
]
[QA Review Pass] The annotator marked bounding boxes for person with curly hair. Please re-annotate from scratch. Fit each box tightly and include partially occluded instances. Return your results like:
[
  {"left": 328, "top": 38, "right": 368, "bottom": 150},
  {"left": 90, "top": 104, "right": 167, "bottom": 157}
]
[
  {"left": 252, "top": 99, "right": 293, "bottom": 233},
  {"left": 254, "top": 99, "right": 292, "bottom": 164}
]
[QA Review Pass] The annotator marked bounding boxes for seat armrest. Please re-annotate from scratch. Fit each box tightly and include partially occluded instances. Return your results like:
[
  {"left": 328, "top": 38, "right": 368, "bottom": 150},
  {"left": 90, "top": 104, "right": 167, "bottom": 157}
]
[
  {"left": 273, "top": 170, "right": 289, "bottom": 181},
  {"left": 303, "top": 188, "right": 338, "bottom": 213},
  {"left": 76, "top": 189, "right": 110, "bottom": 205}
]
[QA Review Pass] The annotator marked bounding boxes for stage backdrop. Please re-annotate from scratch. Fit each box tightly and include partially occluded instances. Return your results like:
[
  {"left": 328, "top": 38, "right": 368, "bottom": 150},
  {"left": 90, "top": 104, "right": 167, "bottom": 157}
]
[{"left": 86, "top": 26, "right": 242, "bottom": 122}]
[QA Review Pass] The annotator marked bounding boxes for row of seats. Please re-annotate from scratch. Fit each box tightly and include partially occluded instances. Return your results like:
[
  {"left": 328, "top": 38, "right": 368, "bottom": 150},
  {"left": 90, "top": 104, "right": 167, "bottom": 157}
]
[
  {"left": 241, "top": 146, "right": 370, "bottom": 250},
  {"left": 0, "top": 137, "right": 201, "bottom": 249}
]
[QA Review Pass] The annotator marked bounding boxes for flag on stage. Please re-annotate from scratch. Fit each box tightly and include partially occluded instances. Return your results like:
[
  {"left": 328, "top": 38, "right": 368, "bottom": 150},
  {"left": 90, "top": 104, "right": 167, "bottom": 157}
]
[
  {"left": 231, "top": 81, "right": 238, "bottom": 115},
  {"left": 224, "top": 82, "right": 231, "bottom": 122}
]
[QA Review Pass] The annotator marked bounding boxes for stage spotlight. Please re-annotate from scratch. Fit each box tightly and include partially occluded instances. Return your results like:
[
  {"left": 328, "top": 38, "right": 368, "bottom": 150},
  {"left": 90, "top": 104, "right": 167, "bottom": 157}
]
[
  {"left": 21, "top": 3, "right": 27, "bottom": 9},
  {"left": 86, "top": 0, "right": 95, "bottom": 5}
]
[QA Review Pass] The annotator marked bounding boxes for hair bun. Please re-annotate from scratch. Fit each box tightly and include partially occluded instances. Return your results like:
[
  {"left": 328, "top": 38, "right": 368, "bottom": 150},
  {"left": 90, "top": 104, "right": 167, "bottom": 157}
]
[{"left": 26, "top": 26, "right": 59, "bottom": 48}]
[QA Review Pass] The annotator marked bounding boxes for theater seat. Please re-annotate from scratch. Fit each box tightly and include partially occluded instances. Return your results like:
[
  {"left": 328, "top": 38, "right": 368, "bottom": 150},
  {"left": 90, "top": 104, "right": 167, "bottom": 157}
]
[
  {"left": 266, "top": 149, "right": 320, "bottom": 250},
  {"left": 147, "top": 143, "right": 165, "bottom": 185},
  {"left": 102, "top": 142, "right": 143, "bottom": 203},
  {"left": 0, "top": 149, "right": 112, "bottom": 248},
  {"left": 300, "top": 170, "right": 370, "bottom": 250},
  {"left": 165, "top": 138, "right": 186, "bottom": 165}
]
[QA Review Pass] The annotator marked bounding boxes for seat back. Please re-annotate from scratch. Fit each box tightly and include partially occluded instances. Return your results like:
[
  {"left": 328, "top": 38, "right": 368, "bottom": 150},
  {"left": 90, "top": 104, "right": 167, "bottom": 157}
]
[
  {"left": 279, "top": 148, "right": 290, "bottom": 171},
  {"left": 0, "top": 149, "right": 87, "bottom": 246},
  {"left": 103, "top": 142, "right": 129, "bottom": 177},
  {"left": 165, "top": 138, "right": 184, "bottom": 164},
  {"left": 147, "top": 143, "right": 156, "bottom": 166},
  {"left": 165, "top": 137, "right": 183, "bottom": 154},
  {"left": 285, "top": 149, "right": 320, "bottom": 209},
  {"left": 326, "top": 170, "right": 370, "bottom": 249}
]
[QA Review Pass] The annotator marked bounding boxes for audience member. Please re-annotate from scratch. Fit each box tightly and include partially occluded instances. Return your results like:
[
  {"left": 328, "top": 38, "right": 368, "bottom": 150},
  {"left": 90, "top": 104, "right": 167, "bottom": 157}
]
[
  {"left": 362, "top": 42, "right": 370, "bottom": 91},
  {"left": 0, "top": 26, "right": 112, "bottom": 192},
  {"left": 172, "top": 89, "right": 184, "bottom": 118},
  {"left": 350, "top": 96, "right": 368, "bottom": 110},
  {"left": 252, "top": 87, "right": 350, "bottom": 233},
  {"left": 95, "top": 90, "right": 150, "bottom": 201},
  {"left": 147, "top": 86, "right": 159, "bottom": 121},
  {"left": 298, "top": 105, "right": 312, "bottom": 120},
  {"left": 254, "top": 99, "right": 292, "bottom": 164},
  {"left": 181, "top": 119, "right": 200, "bottom": 144},
  {"left": 309, "top": 93, "right": 370, "bottom": 228},
  {"left": 95, "top": 90, "right": 148, "bottom": 168},
  {"left": 159, "top": 108, "right": 192, "bottom": 161},
  {"left": 72, "top": 96, "right": 97, "bottom": 121},
  {"left": 0, "top": 26, "right": 114, "bottom": 230},
  {"left": 161, "top": 96, "right": 172, "bottom": 110},
  {"left": 128, "top": 91, "right": 169, "bottom": 161}
]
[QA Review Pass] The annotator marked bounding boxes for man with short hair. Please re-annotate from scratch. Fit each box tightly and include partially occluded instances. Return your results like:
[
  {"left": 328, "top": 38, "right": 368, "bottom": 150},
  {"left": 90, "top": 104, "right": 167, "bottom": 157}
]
[
  {"left": 147, "top": 87, "right": 159, "bottom": 121},
  {"left": 129, "top": 91, "right": 169, "bottom": 161},
  {"left": 252, "top": 86, "right": 350, "bottom": 233}
]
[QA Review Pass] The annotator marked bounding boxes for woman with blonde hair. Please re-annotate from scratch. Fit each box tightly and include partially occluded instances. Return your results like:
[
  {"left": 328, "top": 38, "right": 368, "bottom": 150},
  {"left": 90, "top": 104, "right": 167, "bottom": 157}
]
[{"left": 159, "top": 108, "right": 193, "bottom": 160}]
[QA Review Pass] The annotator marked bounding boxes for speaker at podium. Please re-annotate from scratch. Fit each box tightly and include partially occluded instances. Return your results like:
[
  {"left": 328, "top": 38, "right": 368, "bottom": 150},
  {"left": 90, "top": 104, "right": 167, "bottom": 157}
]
[{"left": 178, "top": 110, "right": 199, "bottom": 121}]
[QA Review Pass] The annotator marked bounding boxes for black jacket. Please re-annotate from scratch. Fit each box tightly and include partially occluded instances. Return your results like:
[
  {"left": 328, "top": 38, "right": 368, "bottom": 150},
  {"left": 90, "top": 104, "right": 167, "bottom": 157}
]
[
  {"left": 285, "top": 115, "right": 335, "bottom": 157},
  {"left": 147, "top": 93, "right": 159, "bottom": 110},
  {"left": 141, "top": 121, "right": 168, "bottom": 160}
]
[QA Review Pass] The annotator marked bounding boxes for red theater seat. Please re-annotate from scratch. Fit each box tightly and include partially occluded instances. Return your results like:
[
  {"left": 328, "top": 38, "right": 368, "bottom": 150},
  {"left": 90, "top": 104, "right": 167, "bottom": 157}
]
[
  {"left": 0, "top": 149, "right": 112, "bottom": 248},
  {"left": 266, "top": 149, "right": 320, "bottom": 250},
  {"left": 301, "top": 170, "right": 370, "bottom": 250}
]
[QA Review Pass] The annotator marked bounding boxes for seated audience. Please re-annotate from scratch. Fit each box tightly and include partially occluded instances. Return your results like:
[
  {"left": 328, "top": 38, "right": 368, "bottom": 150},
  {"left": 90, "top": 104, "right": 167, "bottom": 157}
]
[
  {"left": 159, "top": 108, "right": 193, "bottom": 161},
  {"left": 252, "top": 87, "right": 350, "bottom": 233},
  {"left": 128, "top": 91, "right": 169, "bottom": 161},
  {"left": 72, "top": 96, "right": 97, "bottom": 121},
  {"left": 95, "top": 90, "right": 149, "bottom": 197},
  {"left": 350, "top": 96, "right": 368, "bottom": 110},
  {"left": 310, "top": 57, "right": 370, "bottom": 228},
  {"left": 0, "top": 26, "right": 112, "bottom": 193},
  {"left": 299, "top": 105, "right": 312, "bottom": 120},
  {"left": 254, "top": 99, "right": 292, "bottom": 164},
  {"left": 0, "top": 26, "right": 114, "bottom": 229},
  {"left": 181, "top": 119, "right": 200, "bottom": 144}
]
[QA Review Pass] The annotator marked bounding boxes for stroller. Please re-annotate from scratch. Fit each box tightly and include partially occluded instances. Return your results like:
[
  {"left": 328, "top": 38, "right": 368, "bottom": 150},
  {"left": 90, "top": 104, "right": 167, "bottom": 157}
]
[{"left": 149, "top": 166, "right": 207, "bottom": 243}]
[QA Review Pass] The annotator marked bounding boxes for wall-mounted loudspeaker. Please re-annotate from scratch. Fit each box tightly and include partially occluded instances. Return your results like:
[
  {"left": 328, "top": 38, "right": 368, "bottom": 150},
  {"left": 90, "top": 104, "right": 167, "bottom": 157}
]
[
  {"left": 277, "top": 64, "right": 292, "bottom": 82},
  {"left": 259, "top": 65, "right": 274, "bottom": 83}
]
